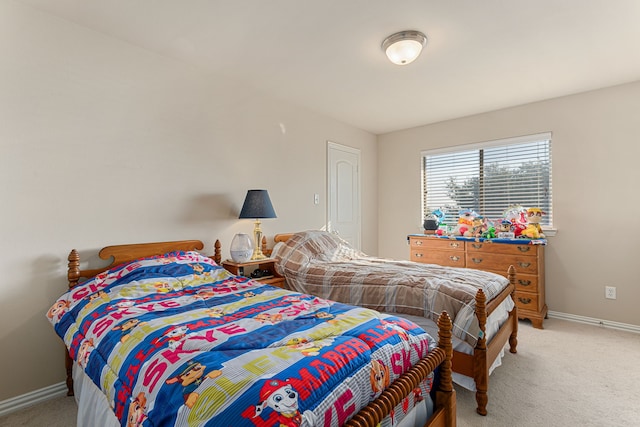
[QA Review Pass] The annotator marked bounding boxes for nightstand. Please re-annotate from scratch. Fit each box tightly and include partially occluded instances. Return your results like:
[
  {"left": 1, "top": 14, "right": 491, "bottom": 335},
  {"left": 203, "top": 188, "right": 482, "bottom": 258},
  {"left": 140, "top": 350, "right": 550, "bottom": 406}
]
[{"left": 221, "top": 258, "right": 286, "bottom": 289}]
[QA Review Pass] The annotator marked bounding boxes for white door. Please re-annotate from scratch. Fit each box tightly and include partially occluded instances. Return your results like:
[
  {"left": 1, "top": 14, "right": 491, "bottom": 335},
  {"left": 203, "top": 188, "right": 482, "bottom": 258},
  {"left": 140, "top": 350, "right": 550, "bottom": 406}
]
[{"left": 327, "top": 141, "right": 361, "bottom": 249}]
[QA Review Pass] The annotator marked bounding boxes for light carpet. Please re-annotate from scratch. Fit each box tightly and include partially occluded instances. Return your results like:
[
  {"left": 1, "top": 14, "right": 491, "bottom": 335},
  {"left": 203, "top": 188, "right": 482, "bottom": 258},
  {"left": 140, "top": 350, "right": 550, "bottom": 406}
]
[{"left": 1, "top": 318, "right": 638, "bottom": 427}]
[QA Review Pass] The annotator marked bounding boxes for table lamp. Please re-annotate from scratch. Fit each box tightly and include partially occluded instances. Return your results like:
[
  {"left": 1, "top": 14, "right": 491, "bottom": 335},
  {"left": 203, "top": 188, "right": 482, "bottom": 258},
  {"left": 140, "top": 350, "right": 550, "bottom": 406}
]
[{"left": 239, "top": 189, "right": 277, "bottom": 260}]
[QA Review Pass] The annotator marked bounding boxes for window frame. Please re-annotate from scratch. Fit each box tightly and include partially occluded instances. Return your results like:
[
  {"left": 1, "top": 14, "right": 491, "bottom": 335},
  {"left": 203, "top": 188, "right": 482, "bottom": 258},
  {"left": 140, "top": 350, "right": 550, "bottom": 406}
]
[{"left": 421, "top": 132, "right": 555, "bottom": 235}]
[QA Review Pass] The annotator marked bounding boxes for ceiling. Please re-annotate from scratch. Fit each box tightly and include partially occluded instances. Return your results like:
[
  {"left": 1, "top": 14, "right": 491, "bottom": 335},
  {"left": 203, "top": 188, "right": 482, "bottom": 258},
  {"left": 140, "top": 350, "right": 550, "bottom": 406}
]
[{"left": 18, "top": 0, "right": 640, "bottom": 134}]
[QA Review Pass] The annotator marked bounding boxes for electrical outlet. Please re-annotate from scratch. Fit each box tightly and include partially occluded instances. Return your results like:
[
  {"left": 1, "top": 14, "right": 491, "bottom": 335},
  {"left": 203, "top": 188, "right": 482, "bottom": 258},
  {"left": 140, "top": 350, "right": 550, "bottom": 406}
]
[{"left": 605, "top": 286, "right": 617, "bottom": 300}]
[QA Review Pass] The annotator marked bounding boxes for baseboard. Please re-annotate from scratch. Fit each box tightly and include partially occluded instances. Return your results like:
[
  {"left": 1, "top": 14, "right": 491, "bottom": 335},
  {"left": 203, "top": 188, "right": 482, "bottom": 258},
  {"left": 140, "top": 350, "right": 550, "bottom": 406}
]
[
  {"left": 0, "top": 382, "right": 67, "bottom": 418},
  {"left": 548, "top": 310, "right": 640, "bottom": 334}
]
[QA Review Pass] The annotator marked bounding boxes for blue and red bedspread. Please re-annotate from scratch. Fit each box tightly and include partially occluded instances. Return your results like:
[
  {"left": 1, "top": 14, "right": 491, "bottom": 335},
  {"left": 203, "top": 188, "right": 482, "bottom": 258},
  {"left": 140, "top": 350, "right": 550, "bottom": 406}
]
[{"left": 47, "top": 251, "right": 436, "bottom": 427}]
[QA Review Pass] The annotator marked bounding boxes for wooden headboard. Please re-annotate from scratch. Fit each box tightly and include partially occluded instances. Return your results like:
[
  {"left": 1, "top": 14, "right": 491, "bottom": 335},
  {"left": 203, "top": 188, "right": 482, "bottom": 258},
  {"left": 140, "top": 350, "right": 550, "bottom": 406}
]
[
  {"left": 259, "top": 233, "right": 294, "bottom": 257},
  {"left": 273, "top": 233, "right": 294, "bottom": 243},
  {"left": 67, "top": 239, "right": 221, "bottom": 289}
]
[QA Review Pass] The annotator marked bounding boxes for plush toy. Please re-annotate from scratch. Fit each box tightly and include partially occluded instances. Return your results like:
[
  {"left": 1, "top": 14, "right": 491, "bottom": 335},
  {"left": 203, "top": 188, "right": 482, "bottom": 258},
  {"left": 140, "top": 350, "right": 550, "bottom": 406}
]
[
  {"left": 465, "top": 215, "right": 485, "bottom": 237},
  {"left": 453, "top": 209, "right": 477, "bottom": 236},
  {"left": 432, "top": 209, "right": 445, "bottom": 223},
  {"left": 497, "top": 219, "right": 512, "bottom": 233},
  {"left": 482, "top": 224, "right": 496, "bottom": 239},
  {"left": 521, "top": 208, "right": 546, "bottom": 239},
  {"left": 503, "top": 205, "right": 527, "bottom": 237},
  {"left": 496, "top": 219, "right": 514, "bottom": 238}
]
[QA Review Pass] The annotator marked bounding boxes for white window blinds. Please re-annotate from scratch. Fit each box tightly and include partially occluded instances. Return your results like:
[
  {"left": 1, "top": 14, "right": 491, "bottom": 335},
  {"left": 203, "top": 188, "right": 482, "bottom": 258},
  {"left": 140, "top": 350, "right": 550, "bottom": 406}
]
[{"left": 422, "top": 132, "right": 552, "bottom": 228}]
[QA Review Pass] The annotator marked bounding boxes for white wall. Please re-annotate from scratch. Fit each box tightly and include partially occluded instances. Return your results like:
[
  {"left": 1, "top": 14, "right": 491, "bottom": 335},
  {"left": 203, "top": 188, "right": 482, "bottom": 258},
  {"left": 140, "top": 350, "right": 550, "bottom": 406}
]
[
  {"left": 0, "top": 1, "right": 377, "bottom": 400},
  {"left": 378, "top": 80, "right": 640, "bottom": 328}
]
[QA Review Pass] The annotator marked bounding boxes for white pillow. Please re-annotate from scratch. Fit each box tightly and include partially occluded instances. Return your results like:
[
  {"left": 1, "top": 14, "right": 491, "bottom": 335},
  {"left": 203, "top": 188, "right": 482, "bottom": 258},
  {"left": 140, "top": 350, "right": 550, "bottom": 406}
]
[{"left": 270, "top": 241, "right": 285, "bottom": 258}]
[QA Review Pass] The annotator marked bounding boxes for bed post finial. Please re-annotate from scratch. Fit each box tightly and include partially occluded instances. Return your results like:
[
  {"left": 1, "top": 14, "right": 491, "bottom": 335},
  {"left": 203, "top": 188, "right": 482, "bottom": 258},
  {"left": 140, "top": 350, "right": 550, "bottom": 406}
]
[
  {"left": 214, "top": 240, "right": 221, "bottom": 265},
  {"left": 261, "top": 235, "right": 273, "bottom": 257},
  {"left": 68, "top": 249, "right": 80, "bottom": 289},
  {"left": 507, "top": 265, "right": 516, "bottom": 286}
]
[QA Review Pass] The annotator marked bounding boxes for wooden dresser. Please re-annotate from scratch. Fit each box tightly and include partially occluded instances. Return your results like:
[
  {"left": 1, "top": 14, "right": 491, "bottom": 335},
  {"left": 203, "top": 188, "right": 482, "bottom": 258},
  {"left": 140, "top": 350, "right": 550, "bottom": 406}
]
[{"left": 409, "top": 234, "right": 547, "bottom": 328}]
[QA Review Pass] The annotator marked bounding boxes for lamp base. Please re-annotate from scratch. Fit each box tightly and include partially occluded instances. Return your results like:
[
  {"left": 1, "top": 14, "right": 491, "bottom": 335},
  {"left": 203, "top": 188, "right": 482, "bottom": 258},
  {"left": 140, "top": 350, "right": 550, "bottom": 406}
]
[{"left": 251, "top": 219, "right": 268, "bottom": 260}]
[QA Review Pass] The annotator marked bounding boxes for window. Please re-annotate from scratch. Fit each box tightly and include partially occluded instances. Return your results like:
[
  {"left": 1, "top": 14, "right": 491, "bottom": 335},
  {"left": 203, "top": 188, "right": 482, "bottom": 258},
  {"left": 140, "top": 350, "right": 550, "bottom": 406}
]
[{"left": 422, "top": 132, "right": 553, "bottom": 229}]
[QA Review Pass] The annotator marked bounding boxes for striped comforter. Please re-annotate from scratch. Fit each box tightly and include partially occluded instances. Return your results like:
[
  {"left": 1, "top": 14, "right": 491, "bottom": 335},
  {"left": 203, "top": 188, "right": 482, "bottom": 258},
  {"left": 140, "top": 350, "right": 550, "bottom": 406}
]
[{"left": 273, "top": 231, "right": 511, "bottom": 347}]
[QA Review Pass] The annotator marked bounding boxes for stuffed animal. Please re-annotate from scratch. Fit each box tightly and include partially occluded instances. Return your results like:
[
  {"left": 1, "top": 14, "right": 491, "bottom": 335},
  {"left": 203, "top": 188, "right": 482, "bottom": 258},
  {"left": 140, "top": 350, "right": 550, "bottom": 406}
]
[
  {"left": 482, "top": 225, "right": 496, "bottom": 239},
  {"left": 497, "top": 219, "right": 512, "bottom": 233},
  {"left": 465, "top": 216, "right": 485, "bottom": 237},
  {"left": 453, "top": 209, "right": 477, "bottom": 236},
  {"left": 521, "top": 208, "right": 546, "bottom": 239},
  {"left": 430, "top": 209, "right": 447, "bottom": 235},
  {"left": 503, "top": 205, "right": 527, "bottom": 237},
  {"left": 496, "top": 219, "right": 515, "bottom": 238},
  {"left": 432, "top": 209, "right": 445, "bottom": 224}
]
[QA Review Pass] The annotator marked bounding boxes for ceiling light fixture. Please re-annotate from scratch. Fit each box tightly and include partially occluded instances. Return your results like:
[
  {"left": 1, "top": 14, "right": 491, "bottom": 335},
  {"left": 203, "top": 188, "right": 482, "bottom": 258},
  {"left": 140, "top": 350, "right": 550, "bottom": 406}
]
[{"left": 381, "top": 30, "right": 427, "bottom": 65}]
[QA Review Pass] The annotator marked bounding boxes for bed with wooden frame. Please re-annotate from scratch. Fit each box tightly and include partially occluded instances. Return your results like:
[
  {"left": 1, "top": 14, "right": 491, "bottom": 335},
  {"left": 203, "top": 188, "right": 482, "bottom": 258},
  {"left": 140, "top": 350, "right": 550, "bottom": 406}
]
[
  {"left": 265, "top": 232, "right": 518, "bottom": 416},
  {"left": 58, "top": 239, "right": 457, "bottom": 427}
]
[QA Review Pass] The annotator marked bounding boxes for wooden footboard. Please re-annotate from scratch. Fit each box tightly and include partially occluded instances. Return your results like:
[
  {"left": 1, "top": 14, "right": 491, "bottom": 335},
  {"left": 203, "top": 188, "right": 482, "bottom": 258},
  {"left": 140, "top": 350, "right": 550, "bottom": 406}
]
[{"left": 461, "top": 265, "right": 518, "bottom": 415}]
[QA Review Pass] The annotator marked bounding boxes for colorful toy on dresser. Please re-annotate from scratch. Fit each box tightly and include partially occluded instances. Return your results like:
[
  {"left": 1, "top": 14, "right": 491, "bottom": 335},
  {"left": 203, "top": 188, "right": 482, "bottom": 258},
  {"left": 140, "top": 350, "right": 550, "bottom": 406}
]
[
  {"left": 423, "top": 209, "right": 445, "bottom": 234},
  {"left": 426, "top": 205, "right": 546, "bottom": 240},
  {"left": 502, "top": 205, "right": 528, "bottom": 237},
  {"left": 521, "top": 207, "right": 546, "bottom": 238},
  {"left": 452, "top": 209, "right": 477, "bottom": 236}
]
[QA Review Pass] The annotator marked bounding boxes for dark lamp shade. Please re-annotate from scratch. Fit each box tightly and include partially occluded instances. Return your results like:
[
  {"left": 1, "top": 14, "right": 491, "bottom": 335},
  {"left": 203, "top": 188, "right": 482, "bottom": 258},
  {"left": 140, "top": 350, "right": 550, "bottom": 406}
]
[{"left": 239, "top": 190, "right": 277, "bottom": 219}]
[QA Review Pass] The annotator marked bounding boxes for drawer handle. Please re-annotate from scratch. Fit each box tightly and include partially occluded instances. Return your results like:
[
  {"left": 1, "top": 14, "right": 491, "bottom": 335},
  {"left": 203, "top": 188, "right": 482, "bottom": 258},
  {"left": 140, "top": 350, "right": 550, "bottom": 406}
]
[
  {"left": 471, "top": 243, "right": 483, "bottom": 249},
  {"left": 517, "top": 246, "right": 531, "bottom": 253},
  {"left": 518, "top": 262, "right": 531, "bottom": 268},
  {"left": 449, "top": 242, "right": 460, "bottom": 248},
  {"left": 518, "top": 297, "right": 532, "bottom": 305},
  {"left": 415, "top": 253, "right": 423, "bottom": 257},
  {"left": 415, "top": 240, "right": 423, "bottom": 246},
  {"left": 518, "top": 280, "right": 532, "bottom": 287},
  {"left": 471, "top": 258, "right": 483, "bottom": 264},
  {"left": 450, "top": 256, "right": 460, "bottom": 262}
]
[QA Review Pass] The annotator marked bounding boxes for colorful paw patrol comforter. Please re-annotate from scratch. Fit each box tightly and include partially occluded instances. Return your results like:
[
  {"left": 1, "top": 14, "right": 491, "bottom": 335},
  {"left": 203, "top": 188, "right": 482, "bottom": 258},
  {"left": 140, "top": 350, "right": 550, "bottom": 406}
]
[{"left": 47, "top": 251, "right": 436, "bottom": 427}]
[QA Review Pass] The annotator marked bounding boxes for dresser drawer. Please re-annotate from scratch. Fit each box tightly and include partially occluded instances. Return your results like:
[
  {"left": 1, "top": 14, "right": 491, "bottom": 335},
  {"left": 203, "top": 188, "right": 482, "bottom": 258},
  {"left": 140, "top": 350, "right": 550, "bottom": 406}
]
[
  {"left": 467, "top": 241, "right": 539, "bottom": 257},
  {"left": 515, "top": 291, "right": 540, "bottom": 311},
  {"left": 411, "top": 249, "right": 465, "bottom": 267},
  {"left": 513, "top": 274, "right": 539, "bottom": 293},
  {"left": 482, "top": 269, "right": 539, "bottom": 293},
  {"left": 466, "top": 252, "right": 538, "bottom": 275},
  {"left": 410, "top": 237, "right": 464, "bottom": 251}
]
